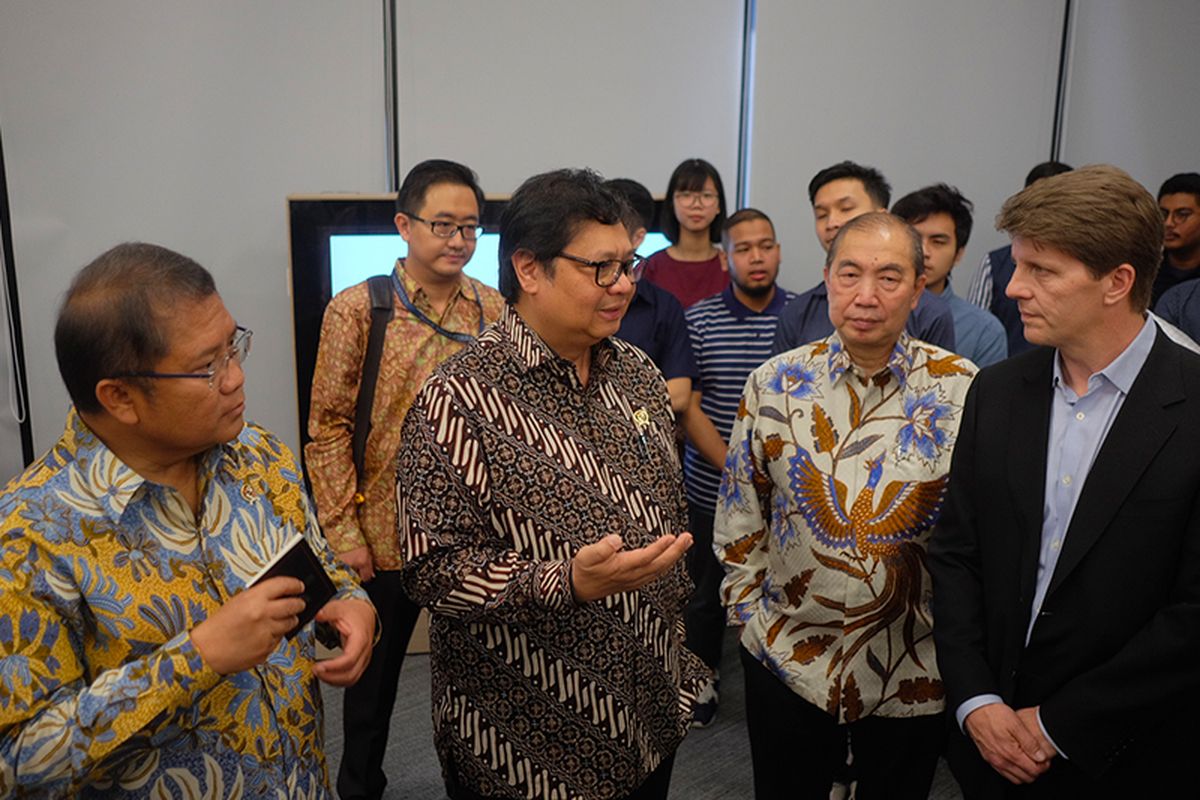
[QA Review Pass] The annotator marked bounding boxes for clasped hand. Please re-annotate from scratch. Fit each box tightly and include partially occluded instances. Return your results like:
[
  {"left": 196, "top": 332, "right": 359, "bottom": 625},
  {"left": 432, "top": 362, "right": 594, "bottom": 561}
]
[{"left": 964, "top": 703, "right": 1055, "bottom": 785}]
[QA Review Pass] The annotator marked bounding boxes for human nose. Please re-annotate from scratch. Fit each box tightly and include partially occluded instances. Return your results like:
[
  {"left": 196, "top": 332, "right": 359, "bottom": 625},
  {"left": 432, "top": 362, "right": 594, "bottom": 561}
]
[
  {"left": 610, "top": 269, "right": 635, "bottom": 294},
  {"left": 218, "top": 356, "right": 246, "bottom": 393},
  {"left": 1005, "top": 265, "right": 1030, "bottom": 299},
  {"left": 852, "top": 277, "right": 881, "bottom": 306}
]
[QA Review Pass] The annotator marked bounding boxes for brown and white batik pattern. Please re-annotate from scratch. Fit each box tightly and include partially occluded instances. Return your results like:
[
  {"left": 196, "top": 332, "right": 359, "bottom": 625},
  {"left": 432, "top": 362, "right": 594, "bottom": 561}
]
[{"left": 399, "top": 307, "right": 708, "bottom": 800}]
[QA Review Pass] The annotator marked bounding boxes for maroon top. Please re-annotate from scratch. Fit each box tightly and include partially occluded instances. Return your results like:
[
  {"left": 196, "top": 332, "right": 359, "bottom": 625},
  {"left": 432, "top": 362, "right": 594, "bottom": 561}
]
[{"left": 643, "top": 248, "right": 729, "bottom": 309}]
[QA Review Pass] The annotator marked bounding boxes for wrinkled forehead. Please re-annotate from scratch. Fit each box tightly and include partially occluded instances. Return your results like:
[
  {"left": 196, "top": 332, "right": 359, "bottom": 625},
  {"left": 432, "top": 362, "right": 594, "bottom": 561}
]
[{"left": 831, "top": 223, "right": 919, "bottom": 273}]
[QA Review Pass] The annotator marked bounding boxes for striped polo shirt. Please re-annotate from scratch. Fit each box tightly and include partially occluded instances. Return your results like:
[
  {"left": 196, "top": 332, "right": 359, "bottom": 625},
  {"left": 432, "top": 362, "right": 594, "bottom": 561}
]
[{"left": 684, "top": 284, "right": 796, "bottom": 512}]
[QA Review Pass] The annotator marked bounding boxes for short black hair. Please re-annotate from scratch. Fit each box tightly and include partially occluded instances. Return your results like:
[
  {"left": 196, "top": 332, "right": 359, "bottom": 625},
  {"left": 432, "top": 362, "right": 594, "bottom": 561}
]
[
  {"left": 606, "top": 178, "right": 655, "bottom": 232},
  {"left": 1024, "top": 161, "right": 1073, "bottom": 187},
  {"left": 662, "top": 158, "right": 727, "bottom": 244},
  {"left": 891, "top": 183, "right": 975, "bottom": 250},
  {"left": 721, "top": 208, "right": 776, "bottom": 249},
  {"left": 395, "top": 159, "right": 484, "bottom": 217},
  {"left": 1158, "top": 172, "right": 1200, "bottom": 202},
  {"left": 808, "top": 161, "right": 891, "bottom": 208},
  {"left": 498, "top": 169, "right": 628, "bottom": 303},
  {"left": 55, "top": 243, "right": 217, "bottom": 413}
]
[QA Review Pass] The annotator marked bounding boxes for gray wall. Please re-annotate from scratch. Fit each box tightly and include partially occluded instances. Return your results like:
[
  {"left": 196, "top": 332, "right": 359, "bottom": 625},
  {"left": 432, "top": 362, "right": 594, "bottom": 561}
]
[
  {"left": 1059, "top": 0, "right": 1200, "bottom": 192},
  {"left": 0, "top": 1, "right": 385, "bottom": 459},
  {"left": 747, "top": 0, "right": 1066, "bottom": 291},
  {"left": 395, "top": 1, "right": 745, "bottom": 199},
  {"left": 1, "top": 0, "right": 1196, "bottom": 465}
]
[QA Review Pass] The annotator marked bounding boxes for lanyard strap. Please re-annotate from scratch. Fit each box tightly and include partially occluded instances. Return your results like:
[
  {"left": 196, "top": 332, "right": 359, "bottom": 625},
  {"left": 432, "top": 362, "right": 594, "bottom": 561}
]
[{"left": 391, "top": 266, "right": 484, "bottom": 344}]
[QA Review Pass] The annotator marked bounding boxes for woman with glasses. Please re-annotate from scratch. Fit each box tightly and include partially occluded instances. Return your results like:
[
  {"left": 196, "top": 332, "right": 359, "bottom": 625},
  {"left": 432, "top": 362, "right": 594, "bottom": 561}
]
[{"left": 643, "top": 158, "right": 730, "bottom": 309}]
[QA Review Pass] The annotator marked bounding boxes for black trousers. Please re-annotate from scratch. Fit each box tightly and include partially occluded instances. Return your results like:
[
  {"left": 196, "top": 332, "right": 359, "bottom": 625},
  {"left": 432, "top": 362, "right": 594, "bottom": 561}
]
[
  {"left": 683, "top": 505, "right": 724, "bottom": 670},
  {"left": 447, "top": 753, "right": 676, "bottom": 800},
  {"left": 740, "top": 646, "right": 943, "bottom": 799},
  {"left": 336, "top": 569, "right": 422, "bottom": 800}
]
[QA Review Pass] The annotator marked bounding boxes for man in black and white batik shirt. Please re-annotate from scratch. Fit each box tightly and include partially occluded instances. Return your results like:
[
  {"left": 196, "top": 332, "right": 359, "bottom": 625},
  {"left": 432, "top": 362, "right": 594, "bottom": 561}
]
[{"left": 399, "top": 169, "right": 709, "bottom": 800}]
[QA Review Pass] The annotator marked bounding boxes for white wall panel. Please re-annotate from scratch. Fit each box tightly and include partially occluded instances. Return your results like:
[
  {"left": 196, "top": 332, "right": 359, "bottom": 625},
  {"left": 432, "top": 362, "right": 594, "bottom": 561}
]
[
  {"left": 0, "top": 1, "right": 385, "bottom": 454},
  {"left": 748, "top": 1, "right": 1066, "bottom": 291},
  {"left": 394, "top": 0, "right": 744, "bottom": 198},
  {"left": 1060, "top": 0, "right": 1200, "bottom": 192}
]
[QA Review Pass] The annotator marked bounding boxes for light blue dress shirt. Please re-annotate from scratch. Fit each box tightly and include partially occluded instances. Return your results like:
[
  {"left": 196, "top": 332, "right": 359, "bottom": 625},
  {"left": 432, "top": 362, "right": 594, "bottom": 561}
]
[
  {"left": 954, "top": 316, "right": 1158, "bottom": 757},
  {"left": 943, "top": 282, "right": 1007, "bottom": 368}
]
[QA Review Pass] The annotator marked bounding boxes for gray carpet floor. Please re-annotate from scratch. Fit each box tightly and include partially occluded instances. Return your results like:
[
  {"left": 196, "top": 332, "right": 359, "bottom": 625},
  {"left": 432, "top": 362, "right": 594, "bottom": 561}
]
[{"left": 321, "top": 628, "right": 964, "bottom": 799}]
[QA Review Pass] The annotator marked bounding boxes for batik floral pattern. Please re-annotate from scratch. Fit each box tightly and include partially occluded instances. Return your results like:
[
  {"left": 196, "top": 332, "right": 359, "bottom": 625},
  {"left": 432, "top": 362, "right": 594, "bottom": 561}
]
[
  {"left": 716, "top": 333, "right": 976, "bottom": 722},
  {"left": 0, "top": 411, "right": 365, "bottom": 798}
]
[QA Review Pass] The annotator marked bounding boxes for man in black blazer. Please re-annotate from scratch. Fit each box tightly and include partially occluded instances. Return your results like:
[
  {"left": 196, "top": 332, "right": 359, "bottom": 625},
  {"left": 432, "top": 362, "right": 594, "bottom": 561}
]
[{"left": 930, "top": 164, "right": 1200, "bottom": 797}]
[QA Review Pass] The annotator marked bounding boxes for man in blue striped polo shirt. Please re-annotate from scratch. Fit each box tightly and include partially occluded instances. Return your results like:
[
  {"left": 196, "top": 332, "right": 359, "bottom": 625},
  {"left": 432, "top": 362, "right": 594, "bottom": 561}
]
[{"left": 681, "top": 208, "right": 797, "bottom": 726}]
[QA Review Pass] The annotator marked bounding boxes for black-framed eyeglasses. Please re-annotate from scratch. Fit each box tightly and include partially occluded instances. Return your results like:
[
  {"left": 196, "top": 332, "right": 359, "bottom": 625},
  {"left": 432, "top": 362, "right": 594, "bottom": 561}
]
[
  {"left": 557, "top": 252, "right": 646, "bottom": 287},
  {"left": 110, "top": 326, "right": 253, "bottom": 390},
  {"left": 674, "top": 190, "right": 720, "bottom": 207},
  {"left": 406, "top": 214, "right": 485, "bottom": 241}
]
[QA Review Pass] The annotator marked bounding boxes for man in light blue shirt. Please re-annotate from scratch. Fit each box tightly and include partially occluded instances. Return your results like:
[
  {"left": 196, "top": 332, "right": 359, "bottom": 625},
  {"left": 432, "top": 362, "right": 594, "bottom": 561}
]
[
  {"left": 930, "top": 165, "right": 1200, "bottom": 797},
  {"left": 893, "top": 184, "right": 1007, "bottom": 367}
]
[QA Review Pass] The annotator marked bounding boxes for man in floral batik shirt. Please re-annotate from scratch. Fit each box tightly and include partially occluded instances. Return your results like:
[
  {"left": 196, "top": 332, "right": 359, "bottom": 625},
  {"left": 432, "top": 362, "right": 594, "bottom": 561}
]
[
  {"left": 716, "top": 213, "right": 976, "bottom": 798},
  {"left": 0, "top": 243, "right": 373, "bottom": 798}
]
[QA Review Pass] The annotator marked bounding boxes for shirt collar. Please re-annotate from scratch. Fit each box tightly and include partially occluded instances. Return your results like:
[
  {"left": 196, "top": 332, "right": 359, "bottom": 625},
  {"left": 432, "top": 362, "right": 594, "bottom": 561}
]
[
  {"left": 719, "top": 284, "right": 787, "bottom": 320},
  {"left": 62, "top": 407, "right": 242, "bottom": 527},
  {"left": 498, "top": 305, "right": 616, "bottom": 381},
  {"left": 1052, "top": 314, "right": 1156, "bottom": 397},
  {"left": 826, "top": 330, "right": 914, "bottom": 389},
  {"left": 395, "top": 258, "right": 473, "bottom": 304}
]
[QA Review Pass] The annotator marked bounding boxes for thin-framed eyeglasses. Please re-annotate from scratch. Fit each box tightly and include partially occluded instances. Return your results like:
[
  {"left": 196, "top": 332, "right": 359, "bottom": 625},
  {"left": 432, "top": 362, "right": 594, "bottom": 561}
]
[
  {"left": 405, "top": 213, "right": 485, "bottom": 241},
  {"left": 557, "top": 252, "right": 646, "bottom": 287},
  {"left": 110, "top": 326, "right": 253, "bottom": 390},
  {"left": 674, "top": 190, "right": 719, "bottom": 208}
]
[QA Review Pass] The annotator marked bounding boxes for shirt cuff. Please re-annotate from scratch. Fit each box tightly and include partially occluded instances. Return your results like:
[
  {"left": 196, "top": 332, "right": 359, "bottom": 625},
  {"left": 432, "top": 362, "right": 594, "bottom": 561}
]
[
  {"left": 956, "top": 694, "right": 1004, "bottom": 732},
  {"left": 1036, "top": 708, "right": 1069, "bottom": 759},
  {"left": 539, "top": 559, "right": 574, "bottom": 610}
]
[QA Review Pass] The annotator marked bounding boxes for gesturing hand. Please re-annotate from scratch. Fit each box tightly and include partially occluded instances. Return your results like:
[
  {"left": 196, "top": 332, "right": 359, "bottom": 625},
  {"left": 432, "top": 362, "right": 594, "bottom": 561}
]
[
  {"left": 964, "top": 702, "right": 1052, "bottom": 784},
  {"left": 190, "top": 576, "right": 307, "bottom": 675},
  {"left": 570, "top": 532, "right": 693, "bottom": 603}
]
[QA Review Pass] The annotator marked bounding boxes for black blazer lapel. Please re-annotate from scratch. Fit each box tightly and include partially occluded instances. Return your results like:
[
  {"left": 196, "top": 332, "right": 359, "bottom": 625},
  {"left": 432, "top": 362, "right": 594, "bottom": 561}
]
[
  {"left": 1008, "top": 350, "right": 1055, "bottom": 609},
  {"left": 1045, "top": 332, "right": 1186, "bottom": 599}
]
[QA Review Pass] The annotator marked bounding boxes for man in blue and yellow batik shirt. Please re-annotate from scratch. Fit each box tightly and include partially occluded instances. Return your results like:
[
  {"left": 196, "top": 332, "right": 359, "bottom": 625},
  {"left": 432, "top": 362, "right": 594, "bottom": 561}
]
[{"left": 0, "top": 243, "right": 375, "bottom": 798}]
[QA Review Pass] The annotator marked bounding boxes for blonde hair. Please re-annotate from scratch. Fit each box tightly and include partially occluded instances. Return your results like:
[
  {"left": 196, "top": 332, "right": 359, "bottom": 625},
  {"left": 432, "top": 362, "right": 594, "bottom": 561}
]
[{"left": 996, "top": 164, "right": 1162, "bottom": 312}]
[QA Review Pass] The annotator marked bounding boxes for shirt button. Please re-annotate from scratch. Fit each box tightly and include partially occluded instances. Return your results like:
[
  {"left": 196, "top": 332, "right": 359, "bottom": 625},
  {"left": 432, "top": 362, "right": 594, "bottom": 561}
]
[
  {"left": 1076, "top": 411, "right": 1085, "bottom": 421},
  {"left": 1062, "top": 475, "right": 1072, "bottom": 486},
  {"left": 1051, "top": 539, "right": 1061, "bottom": 550}
]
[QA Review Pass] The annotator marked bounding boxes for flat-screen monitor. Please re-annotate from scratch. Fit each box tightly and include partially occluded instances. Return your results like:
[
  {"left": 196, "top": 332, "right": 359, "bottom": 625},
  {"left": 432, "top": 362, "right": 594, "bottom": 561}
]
[
  {"left": 328, "top": 232, "right": 670, "bottom": 295},
  {"left": 288, "top": 194, "right": 670, "bottom": 453}
]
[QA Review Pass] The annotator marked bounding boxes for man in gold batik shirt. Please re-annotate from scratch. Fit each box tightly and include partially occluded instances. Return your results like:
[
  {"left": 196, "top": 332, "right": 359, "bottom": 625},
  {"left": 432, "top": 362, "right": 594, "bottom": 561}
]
[
  {"left": 0, "top": 243, "right": 373, "bottom": 798},
  {"left": 305, "top": 160, "right": 504, "bottom": 800}
]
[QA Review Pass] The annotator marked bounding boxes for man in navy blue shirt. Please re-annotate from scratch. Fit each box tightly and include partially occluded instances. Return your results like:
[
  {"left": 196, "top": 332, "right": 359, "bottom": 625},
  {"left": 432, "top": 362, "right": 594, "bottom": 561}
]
[
  {"left": 773, "top": 161, "right": 955, "bottom": 355},
  {"left": 1150, "top": 172, "right": 1200, "bottom": 307},
  {"left": 610, "top": 178, "right": 697, "bottom": 412}
]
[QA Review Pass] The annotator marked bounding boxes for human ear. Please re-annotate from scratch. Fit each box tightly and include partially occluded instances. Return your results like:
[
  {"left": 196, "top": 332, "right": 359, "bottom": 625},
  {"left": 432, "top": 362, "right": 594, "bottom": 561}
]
[
  {"left": 512, "top": 250, "right": 543, "bottom": 295},
  {"left": 394, "top": 212, "right": 412, "bottom": 242},
  {"left": 94, "top": 379, "right": 141, "bottom": 425}
]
